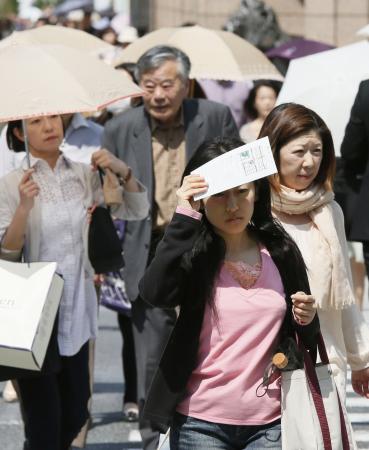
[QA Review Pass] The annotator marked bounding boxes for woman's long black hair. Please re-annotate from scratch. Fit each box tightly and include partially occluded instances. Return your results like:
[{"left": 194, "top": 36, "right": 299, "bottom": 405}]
[{"left": 181, "top": 137, "right": 311, "bottom": 337}]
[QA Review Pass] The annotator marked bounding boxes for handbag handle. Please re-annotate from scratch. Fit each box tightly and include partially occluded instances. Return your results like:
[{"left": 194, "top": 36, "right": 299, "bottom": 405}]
[
  {"left": 97, "top": 167, "right": 112, "bottom": 212},
  {"left": 300, "top": 332, "right": 350, "bottom": 450}
]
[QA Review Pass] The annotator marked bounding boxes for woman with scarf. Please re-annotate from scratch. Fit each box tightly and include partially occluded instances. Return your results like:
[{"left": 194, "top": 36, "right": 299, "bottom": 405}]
[{"left": 259, "top": 103, "right": 369, "bottom": 402}]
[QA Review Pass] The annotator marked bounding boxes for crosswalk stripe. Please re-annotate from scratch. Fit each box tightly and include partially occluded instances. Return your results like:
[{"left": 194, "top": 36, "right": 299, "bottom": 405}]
[
  {"left": 347, "top": 396, "right": 369, "bottom": 408},
  {"left": 354, "top": 430, "right": 369, "bottom": 441},
  {"left": 128, "top": 429, "right": 142, "bottom": 442},
  {"left": 349, "top": 413, "right": 369, "bottom": 424}
]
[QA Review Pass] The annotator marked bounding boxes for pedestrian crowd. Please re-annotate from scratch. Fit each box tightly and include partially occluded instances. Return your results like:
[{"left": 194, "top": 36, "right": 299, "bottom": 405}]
[{"left": 0, "top": 9, "right": 369, "bottom": 450}]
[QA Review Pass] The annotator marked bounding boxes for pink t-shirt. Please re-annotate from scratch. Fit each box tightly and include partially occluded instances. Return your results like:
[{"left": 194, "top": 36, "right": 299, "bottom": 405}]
[{"left": 176, "top": 248, "right": 286, "bottom": 425}]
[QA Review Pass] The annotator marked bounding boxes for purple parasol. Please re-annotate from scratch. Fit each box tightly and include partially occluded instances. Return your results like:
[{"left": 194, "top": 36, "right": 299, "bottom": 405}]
[{"left": 266, "top": 37, "right": 334, "bottom": 60}]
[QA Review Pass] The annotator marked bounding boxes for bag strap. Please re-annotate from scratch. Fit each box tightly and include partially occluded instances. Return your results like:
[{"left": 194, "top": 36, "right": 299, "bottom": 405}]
[
  {"left": 338, "top": 394, "right": 350, "bottom": 450},
  {"left": 303, "top": 344, "right": 333, "bottom": 450},
  {"left": 315, "top": 333, "right": 350, "bottom": 449},
  {"left": 317, "top": 332, "right": 329, "bottom": 364},
  {"left": 300, "top": 332, "right": 350, "bottom": 450}
]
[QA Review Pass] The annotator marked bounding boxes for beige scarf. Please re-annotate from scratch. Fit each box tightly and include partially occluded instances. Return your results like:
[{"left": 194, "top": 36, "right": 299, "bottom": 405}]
[{"left": 271, "top": 184, "right": 355, "bottom": 310}]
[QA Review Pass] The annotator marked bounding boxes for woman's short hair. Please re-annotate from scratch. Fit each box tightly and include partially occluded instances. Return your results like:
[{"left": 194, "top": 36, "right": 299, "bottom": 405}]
[
  {"left": 6, "top": 120, "right": 25, "bottom": 153},
  {"left": 245, "top": 80, "right": 281, "bottom": 120},
  {"left": 258, "top": 103, "right": 336, "bottom": 191},
  {"left": 134, "top": 45, "right": 191, "bottom": 83}
]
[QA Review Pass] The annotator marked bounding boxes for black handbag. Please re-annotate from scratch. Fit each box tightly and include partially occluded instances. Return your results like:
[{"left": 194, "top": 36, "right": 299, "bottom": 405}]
[{"left": 88, "top": 169, "right": 124, "bottom": 274}]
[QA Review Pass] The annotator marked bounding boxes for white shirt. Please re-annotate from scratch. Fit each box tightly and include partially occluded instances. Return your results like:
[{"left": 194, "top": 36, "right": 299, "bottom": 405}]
[
  {"left": 33, "top": 155, "right": 97, "bottom": 356},
  {"left": 60, "top": 113, "right": 103, "bottom": 165}
]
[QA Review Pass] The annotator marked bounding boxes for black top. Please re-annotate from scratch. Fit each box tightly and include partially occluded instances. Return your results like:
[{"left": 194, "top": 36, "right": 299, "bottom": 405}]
[{"left": 341, "top": 79, "right": 369, "bottom": 241}]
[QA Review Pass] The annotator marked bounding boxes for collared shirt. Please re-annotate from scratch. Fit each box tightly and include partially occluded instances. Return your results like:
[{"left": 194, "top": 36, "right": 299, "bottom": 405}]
[
  {"left": 60, "top": 113, "right": 103, "bottom": 165},
  {"left": 151, "top": 111, "right": 186, "bottom": 228},
  {"left": 29, "top": 154, "right": 97, "bottom": 356}
]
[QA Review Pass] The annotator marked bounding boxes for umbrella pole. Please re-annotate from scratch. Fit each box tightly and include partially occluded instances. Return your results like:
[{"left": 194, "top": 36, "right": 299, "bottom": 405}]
[
  {"left": 189, "top": 79, "right": 195, "bottom": 98},
  {"left": 21, "top": 119, "right": 31, "bottom": 169}
]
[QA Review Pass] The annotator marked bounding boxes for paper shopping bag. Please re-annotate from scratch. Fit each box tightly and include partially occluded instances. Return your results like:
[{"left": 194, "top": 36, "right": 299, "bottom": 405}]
[{"left": 0, "top": 260, "right": 63, "bottom": 371}]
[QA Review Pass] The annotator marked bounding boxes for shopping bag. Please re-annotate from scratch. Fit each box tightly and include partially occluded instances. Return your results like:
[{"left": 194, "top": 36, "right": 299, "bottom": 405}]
[
  {"left": 0, "top": 260, "right": 63, "bottom": 372},
  {"left": 281, "top": 333, "right": 356, "bottom": 450}
]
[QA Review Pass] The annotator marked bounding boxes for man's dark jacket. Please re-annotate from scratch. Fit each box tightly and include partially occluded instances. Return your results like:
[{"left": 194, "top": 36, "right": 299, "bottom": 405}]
[
  {"left": 102, "top": 99, "right": 239, "bottom": 300},
  {"left": 341, "top": 80, "right": 369, "bottom": 241}
]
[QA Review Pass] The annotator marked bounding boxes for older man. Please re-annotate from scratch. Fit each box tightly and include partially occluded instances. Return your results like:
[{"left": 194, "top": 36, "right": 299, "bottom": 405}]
[{"left": 102, "top": 45, "right": 238, "bottom": 449}]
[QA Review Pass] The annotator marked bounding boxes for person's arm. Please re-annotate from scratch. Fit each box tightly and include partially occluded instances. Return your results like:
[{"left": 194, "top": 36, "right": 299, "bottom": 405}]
[
  {"left": 293, "top": 313, "right": 320, "bottom": 351},
  {"left": 341, "top": 304, "right": 369, "bottom": 398},
  {"left": 139, "top": 174, "right": 208, "bottom": 309},
  {"left": 1, "top": 169, "right": 38, "bottom": 255},
  {"left": 139, "top": 212, "right": 203, "bottom": 308},
  {"left": 90, "top": 149, "right": 149, "bottom": 221},
  {"left": 91, "top": 149, "right": 141, "bottom": 193},
  {"left": 291, "top": 291, "right": 320, "bottom": 350}
]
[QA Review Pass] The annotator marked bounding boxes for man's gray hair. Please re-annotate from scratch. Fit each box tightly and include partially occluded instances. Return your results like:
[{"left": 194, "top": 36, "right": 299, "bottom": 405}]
[{"left": 135, "top": 45, "right": 191, "bottom": 82}]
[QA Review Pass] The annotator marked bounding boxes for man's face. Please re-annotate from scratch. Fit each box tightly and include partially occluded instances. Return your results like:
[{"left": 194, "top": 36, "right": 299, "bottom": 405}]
[{"left": 139, "top": 60, "right": 189, "bottom": 125}]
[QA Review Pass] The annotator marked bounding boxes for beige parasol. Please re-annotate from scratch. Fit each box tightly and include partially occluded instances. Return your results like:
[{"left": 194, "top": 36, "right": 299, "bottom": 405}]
[
  {"left": 113, "top": 25, "right": 283, "bottom": 81},
  {"left": 0, "top": 25, "right": 114, "bottom": 58},
  {"left": 0, "top": 43, "right": 142, "bottom": 123}
]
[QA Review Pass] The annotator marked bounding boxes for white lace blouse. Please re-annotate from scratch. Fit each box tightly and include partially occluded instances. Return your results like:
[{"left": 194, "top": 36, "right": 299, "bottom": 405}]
[
  {"left": 35, "top": 156, "right": 96, "bottom": 355},
  {"left": 0, "top": 154, "right": 149, "bottom": 356}
]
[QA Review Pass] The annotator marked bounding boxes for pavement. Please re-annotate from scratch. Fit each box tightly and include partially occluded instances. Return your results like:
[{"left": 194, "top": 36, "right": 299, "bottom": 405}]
[{"left": 1, "top": 298, "right": 369, "bottom": 449}]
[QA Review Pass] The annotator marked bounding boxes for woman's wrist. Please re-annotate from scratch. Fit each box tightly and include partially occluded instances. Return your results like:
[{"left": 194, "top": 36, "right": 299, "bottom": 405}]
[
  {"left": 177, "top": 199, "right": 197, "bottom": 211},
  {"left": 176, "top": 206, "right": 202, "bottom": 220},
  {"left": 116, "top": 163, "right": 132, "bottom": 183},
  {"left": 17, "top": 203, "right": 32, "bottom": 217}
]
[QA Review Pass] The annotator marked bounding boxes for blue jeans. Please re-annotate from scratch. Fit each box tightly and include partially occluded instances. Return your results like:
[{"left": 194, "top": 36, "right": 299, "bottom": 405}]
[{"left": 170, "top": 413, "right": 281, "bottom": 450}]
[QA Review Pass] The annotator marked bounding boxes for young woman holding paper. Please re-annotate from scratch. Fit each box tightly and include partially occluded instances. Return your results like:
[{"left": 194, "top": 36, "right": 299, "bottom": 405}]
[
  {"left": 138, "top": 137, "right": 319, "bottom": 449},
  {"left": 0, "top": 115, "right": 149, "bottom": 450},
  {"left": 258, "top": 103, "right": 369, "bottom": 404}
]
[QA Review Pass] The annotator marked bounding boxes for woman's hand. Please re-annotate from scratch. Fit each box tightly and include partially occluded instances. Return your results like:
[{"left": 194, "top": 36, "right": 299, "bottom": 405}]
[
  {"left": 91, "top": 148, "right": 130, "bottom": 179},
  {"left": 176, "top": 175, "right": 208, "bottom": 211},
  {"left": 291, "top": 291, "right": 316, "bottom": 325},
  {"left": 351, "top": 368, "right": 369, "bottom": 398},
  {"left": 18, "top": 169, "right": 39, "bottom": 213}
]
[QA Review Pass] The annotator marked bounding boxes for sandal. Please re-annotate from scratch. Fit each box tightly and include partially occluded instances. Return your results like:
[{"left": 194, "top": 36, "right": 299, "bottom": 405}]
[
  {"left": 3, "top": 380, "right": 18, "bottom": 403},
  {"left": 123, "top": 402, "right": 139, "bottom": 422}
]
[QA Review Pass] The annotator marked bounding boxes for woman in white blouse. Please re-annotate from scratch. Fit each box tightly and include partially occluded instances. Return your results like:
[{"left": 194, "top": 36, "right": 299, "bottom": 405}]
[
  {"left": 0, "top": 115, "right": 149, "bottom": 450},
  {"left": 259, "top": 103, "right": 369, "bottom": 404}
]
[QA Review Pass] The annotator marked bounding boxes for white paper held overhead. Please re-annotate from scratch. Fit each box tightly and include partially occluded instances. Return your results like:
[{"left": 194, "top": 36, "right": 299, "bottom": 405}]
[{"left": 192, "top": 137, "right": 277, "bottom": 200}]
